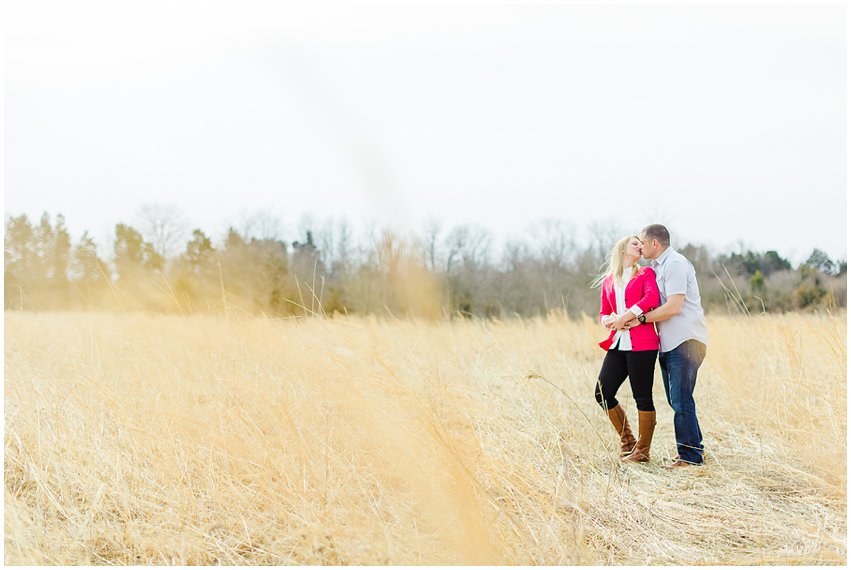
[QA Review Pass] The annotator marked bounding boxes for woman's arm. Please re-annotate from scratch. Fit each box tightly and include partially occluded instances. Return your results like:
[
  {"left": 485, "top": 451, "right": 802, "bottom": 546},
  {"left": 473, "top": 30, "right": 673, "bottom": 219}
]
[
  {"left": 634, "top": 268, "right": 660, "bottom": 313},
  {"left": 599, "top": 278, "right": 614, "bottom": 326},
  {"left": 611, "top": 269, "right": 658, "bottom": 330}
]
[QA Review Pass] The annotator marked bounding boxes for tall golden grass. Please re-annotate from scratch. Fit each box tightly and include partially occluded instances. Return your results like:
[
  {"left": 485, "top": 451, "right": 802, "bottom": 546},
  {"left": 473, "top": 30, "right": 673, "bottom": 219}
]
[{"left": 4, "top": 310, "right": 846, "bottom": 564}]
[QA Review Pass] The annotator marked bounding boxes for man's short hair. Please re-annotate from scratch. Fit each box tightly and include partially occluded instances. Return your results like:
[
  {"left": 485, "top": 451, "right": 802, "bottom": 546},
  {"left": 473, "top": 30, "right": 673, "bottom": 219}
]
[{"left": 641, "top": 224, "right": 670, "bottom": 246}]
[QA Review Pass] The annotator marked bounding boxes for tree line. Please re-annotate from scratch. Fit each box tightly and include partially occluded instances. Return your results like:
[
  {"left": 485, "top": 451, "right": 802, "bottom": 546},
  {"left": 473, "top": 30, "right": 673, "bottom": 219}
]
[{"left": 4, "top": 210, "right": 846, "bottom": 318}]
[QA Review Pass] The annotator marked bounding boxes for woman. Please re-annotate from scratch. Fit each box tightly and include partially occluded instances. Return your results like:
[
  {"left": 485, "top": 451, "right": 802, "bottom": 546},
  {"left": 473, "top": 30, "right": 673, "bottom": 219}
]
[{"left": 595, "top": 235, "right": 660, "bottom": 463}]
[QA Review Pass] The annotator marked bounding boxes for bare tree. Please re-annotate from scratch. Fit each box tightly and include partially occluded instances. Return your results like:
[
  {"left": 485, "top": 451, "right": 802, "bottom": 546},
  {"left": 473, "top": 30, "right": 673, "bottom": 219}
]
[
  {"left": 136, "top": 203, "right": 189, "bottom": 259},
  {"left": 418, "top": 218, "right": 443, "bottom": 273},
  {"left": 237, "top": 208, "right": 285, "bottom": 241},
  {"left": 307, "top": 216, "right": 355, "bottom": 279},
  {"left": 374, "top": 228, "right": 406, "bottom": 275},
  {"left": 460, "top": 225, "right": 493, "bottom": 272},
  {"left": 530, "top": 218, "right": 577, "bottom": 269},
  {"left": 296, "top": 212, "right": 317, "bottom": 242},
  {"left": 443, "top": 227, "right": 465, "bottom": 274},
  {"left": 586, "top": 219, "right": 626, "bottom": 259},
  {"left": 443, "top": 225, "right": 492, "bottom": 274}
]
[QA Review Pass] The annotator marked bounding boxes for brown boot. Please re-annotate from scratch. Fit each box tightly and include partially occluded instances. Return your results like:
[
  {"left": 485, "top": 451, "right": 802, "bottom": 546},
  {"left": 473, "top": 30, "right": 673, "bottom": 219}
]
[
  {"left": 623, "top": 411, "right": 656, "bottom": 463},
  {"left": 607, "top": 404, "right": 636, "bottom": 456}
]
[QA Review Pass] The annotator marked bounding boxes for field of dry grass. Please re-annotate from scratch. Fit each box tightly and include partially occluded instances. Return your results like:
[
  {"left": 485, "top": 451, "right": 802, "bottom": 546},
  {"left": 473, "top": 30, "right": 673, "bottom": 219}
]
[{"left": 4, "top": 310, "right": 846, "bottom": 564}]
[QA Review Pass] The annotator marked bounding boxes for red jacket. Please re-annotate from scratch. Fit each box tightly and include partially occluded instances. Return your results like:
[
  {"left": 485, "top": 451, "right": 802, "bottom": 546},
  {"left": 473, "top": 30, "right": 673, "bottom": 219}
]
[{"left": 598, "top": 267, "right": 660, "bottom": 351}]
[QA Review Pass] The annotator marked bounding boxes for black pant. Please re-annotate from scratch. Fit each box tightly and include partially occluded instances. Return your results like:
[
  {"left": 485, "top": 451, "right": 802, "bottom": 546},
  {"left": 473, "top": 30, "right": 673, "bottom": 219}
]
[{"left": 595, "top": 349, "right": 658, "bottom": 412}]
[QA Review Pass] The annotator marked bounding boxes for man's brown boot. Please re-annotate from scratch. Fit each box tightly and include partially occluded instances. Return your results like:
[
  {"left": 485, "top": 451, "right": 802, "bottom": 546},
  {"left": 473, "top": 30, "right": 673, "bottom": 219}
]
[
  {"left": 606, "top": 404, "right": 636, "bottom": 456},
  {"left": 623, "top": 410, "right": 656, "bottom": 463}
]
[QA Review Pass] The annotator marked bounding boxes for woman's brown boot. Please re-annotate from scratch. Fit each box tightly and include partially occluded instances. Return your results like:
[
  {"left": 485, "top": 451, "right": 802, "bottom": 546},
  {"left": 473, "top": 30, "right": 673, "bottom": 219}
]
[
  {"left": 607, "top": 404, "right": 636, "bottom": 456},
  {"left": 623, "top": 410, "right": 656, "bottom": 463}
]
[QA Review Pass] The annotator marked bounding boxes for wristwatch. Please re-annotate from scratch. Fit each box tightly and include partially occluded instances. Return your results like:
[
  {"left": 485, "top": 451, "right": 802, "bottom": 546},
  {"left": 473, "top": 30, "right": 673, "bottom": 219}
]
[{"left": 637, "top": 314, "right": 647, "bottom": 324}]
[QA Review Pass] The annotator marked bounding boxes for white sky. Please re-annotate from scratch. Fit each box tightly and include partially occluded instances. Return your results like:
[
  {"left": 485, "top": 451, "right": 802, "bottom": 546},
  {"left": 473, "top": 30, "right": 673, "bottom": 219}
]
[{"left": 4, "top": 1, "right": 847, "bottom": 264}]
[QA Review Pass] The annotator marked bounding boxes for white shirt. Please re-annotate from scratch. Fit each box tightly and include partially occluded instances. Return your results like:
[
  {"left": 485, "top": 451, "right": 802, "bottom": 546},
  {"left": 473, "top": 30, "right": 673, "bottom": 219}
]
[
  {"left": 651, "top": 247, "right": 709, "bottom": 352},
  {"left": 608, "top": 267, "right": 644, "bottom": 351}
]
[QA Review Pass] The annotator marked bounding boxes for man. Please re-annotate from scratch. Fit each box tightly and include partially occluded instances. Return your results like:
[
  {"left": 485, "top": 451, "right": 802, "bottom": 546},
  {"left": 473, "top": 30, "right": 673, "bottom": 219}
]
[{"left": 611, "top": 224, "right": 709, "bottom": 468}]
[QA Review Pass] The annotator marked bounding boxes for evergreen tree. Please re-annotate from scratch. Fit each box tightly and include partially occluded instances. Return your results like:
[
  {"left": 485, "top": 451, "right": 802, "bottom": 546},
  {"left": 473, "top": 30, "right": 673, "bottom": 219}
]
[
  {"left": 182, "top": 229, "right": 215, "bottom": 275},
  {"left": 70, "top": 231, "right": 108, "bottom": 307},
  {"left": 4, "top": 214, "right": 35, "bottom": 281},
  {"left": 4, "top": 214, "right": 35, "bottom": 308},
  {"left": 52, "top": 214, "right": 72, "bottom": 287},
  {"left": 33, "top": 212, "right": 55, "bottom": 281},
  {"left": 114, "top": 223, "right": 164, "bottom": 281},
  {"left": 72, "top": 231, "right": 107, "bottom": 284},
  {"left": 804, "top": 248, "right": 836, "bottom": 275}
]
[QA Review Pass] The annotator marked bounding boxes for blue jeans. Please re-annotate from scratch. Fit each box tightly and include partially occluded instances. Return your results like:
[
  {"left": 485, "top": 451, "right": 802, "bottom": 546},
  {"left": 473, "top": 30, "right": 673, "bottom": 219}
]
[{"left": 659, "top": 340, "right": 706, "bottom": 464}]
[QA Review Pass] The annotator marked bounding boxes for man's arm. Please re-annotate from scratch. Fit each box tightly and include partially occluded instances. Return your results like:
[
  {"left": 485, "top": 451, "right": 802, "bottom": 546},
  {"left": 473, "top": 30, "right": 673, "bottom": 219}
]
[
  {"left": 610, "top": 271, "right": 660, "bottom": 330},
  {"left": 612, "top": 293, "right": 685, "bottom": 330},
  {"left": 643, "top": 294, "right": 685, "bottom": 323},
  {"left": 611, "top": 305, "right": 642, "bottom": 330}
]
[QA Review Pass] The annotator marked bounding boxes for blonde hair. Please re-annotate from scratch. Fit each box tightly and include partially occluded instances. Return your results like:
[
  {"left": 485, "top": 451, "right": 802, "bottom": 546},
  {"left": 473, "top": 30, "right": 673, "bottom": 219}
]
[{"left": 592, "top": 235, "right": 642, "bottom": 288}]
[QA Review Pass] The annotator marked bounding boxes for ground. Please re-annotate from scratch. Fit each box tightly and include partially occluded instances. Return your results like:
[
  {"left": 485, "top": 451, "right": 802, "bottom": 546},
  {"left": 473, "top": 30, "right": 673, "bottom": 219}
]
[{"left": 4, "top": 311, "right": 846, "bottom": 564}]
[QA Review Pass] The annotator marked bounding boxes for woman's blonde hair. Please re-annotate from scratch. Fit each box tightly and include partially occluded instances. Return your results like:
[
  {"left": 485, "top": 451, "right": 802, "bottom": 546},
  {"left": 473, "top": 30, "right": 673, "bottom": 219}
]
[{"left": 592, "top": 235, "right": 642, "bottom": 288}]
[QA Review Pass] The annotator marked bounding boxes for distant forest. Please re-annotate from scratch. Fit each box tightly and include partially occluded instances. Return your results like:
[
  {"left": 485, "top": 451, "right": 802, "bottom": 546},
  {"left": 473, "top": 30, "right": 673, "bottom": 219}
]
[{"left": 4, "top": 209, "right": 846, "bottom": 318}]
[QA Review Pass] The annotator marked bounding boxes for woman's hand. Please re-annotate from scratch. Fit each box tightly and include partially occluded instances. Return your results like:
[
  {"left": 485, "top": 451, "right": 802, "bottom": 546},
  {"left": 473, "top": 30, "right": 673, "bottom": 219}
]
[
  {"left": 602, "top": 314, "right": 617, "bottom": 329},
  {"left": 612, "top": 312, "right": 636, "bottom": 331}
]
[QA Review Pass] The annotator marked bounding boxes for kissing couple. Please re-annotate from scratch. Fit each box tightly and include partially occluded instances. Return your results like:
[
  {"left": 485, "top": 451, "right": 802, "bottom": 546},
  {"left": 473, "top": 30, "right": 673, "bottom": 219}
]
[{"left": 594, "top": 224, "right": 709, "bottom": 468}]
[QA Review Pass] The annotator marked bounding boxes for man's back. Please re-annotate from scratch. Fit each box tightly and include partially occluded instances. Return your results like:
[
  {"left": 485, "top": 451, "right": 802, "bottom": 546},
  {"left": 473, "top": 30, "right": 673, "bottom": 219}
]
[{"left": 651, "top": 247, "right": 709, "bottom": 353}]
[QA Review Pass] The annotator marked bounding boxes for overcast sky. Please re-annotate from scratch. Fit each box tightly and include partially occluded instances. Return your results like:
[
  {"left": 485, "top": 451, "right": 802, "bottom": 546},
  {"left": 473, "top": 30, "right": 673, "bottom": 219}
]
[{"left": 4, "top": 1, "right": 847, "bottom": 264}]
